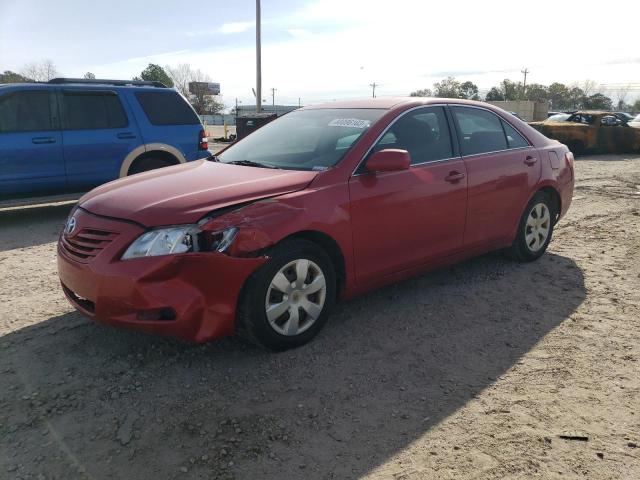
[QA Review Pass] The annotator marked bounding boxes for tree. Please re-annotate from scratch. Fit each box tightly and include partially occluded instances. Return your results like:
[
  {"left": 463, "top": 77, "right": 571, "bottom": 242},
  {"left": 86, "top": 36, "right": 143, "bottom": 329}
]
[
  {"left": 83, "top": 72, "right": 96, "bottom": 79},
  {"left": 580, "top": 79, "right": 599, "bottom": 97},
  {"left": 459, "top": 81, "right": 479, "bottom": 100},
  {"left": 501, "top": 79, "right": 521, "bottom": 101},
  {"left": 21, "top": 59, "right": 58, "bottom": 81},
  {"left": 567, "top": 86, "right": 586, "bottom": 110},
  {"left": 633, "top": 99, "right": 640, "bottom": 112},
  {"left": 433, "top": 76, "right": 461, "bottom": 98},
  {"left": 485, "top": 87, "right": 504, "bottom": 101},
  {"left": 409, "top": 88, "right": 432, "bottom": 97},
  {"left": 165, "top": 63, "right": 192, "bottom": 98},
  {"left": 165, "top": 63, "right": 223, "bottom": 114},
  {"left": 547, "top": 83, "right": 569, "bottom": 110},
  {"left": 189, "top": 69, "right": 224, "bottom": 114},
  {"left": 525, "top": 83, "right": 548, "bottom": 102},
  {"left": 0, "top": 70, "right": 32, "bottom": 83},
  {"left": 583, "top": 93, "right": 613, "bottom": 110},
  {"left": 138, "top": 63, "right": 174, "bottom": 87}
]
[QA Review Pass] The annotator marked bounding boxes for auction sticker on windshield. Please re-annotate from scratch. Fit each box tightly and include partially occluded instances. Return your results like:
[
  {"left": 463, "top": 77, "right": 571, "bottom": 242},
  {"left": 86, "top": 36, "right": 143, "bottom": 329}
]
[{"left": 328, "top": 118, "right": 371, "bottom": 128}]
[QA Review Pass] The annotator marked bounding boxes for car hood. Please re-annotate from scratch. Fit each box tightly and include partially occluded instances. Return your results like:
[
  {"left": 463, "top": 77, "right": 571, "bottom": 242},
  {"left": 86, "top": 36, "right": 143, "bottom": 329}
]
[{"left": 79, "top": 160, "right": 318, "bottom": 226}]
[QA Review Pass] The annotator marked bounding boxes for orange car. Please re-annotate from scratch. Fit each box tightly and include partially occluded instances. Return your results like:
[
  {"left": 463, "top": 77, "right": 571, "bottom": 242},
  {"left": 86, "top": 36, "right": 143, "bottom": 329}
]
[{"left": 530, "top": 111, "right": 640, "bottom": 155}]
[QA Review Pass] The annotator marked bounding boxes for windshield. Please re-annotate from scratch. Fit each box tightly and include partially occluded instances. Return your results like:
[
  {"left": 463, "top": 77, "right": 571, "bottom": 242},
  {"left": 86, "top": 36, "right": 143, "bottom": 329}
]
[{"left": 219, "top": 108, "right": 386, "bottom": 170}]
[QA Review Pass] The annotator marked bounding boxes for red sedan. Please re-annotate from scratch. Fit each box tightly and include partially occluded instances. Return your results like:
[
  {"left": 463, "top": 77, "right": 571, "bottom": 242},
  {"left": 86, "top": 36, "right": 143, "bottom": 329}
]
[{"left": 57, "top": 98, "right": 574, "bottom": 350}]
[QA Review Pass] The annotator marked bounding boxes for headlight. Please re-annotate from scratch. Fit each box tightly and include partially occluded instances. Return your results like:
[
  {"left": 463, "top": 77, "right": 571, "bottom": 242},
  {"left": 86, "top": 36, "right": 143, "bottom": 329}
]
[{"left": 121, "top": 224, "right": 238, "bottom": 260}]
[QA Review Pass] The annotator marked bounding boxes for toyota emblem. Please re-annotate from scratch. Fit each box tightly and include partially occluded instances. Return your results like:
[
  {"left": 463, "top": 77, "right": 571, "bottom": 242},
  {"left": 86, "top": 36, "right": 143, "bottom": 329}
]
[{"left": 65, "top": 216, "right": 77, "bottom": 235}]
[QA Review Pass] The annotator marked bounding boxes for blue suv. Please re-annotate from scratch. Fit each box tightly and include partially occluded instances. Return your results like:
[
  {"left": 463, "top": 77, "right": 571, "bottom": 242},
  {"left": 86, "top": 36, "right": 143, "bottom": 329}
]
[{"left": 0, "top": 78, "right": 209, "bottom": 198}]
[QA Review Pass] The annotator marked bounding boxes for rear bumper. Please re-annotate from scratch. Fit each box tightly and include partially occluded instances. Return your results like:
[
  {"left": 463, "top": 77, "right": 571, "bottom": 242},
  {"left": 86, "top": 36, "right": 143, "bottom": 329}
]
[{"left": 56, "top": 208, "right": 267, "bottom": 342}]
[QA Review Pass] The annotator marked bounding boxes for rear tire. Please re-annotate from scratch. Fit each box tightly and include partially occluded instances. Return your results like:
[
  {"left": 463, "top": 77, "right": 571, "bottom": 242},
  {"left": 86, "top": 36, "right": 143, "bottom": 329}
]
[
  {"left": 237, "top": 239, "right": 336, "bottom": 351},
  {"left": 506, "top": 191, "right": 555, "bottom": 262},
  {"left": 128, "top": 157, "right": 173, "bottom": 175}
]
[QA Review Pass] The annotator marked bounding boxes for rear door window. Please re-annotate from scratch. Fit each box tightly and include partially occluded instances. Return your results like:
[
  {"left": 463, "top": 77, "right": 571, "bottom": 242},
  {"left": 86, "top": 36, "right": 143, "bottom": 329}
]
[
  {"left": 452, "top": 107, "right": 508, "bottom": 156},
  {"left": 135, "top": 91, "right": 200, "bottom": 125},
  {"left": 0, "top": 90, "right": 54, "bottom": 132},
  {"left": 62, "top": 91, "right": 128, "bottom": 130}
]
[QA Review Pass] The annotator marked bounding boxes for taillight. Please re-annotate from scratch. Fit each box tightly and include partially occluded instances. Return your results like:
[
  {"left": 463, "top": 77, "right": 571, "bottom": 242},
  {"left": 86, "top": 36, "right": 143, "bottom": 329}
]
[
  {"left": 198, "top": 129, "right": 208, "bottom": 151},
  {"left": 564, "top": 151, "right": 574, "bottom": 168},
  {"left": 565, "top": 151, "right": 574, "bottom": 180}
]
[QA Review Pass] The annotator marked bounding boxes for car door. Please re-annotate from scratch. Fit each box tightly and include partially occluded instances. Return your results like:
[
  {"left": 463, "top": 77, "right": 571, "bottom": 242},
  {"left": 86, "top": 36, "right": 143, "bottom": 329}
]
[
  {"left": 0, "top": 88, "right": 65, "bottom": 197},
  {"left": 60, "top": 89, "right": 140, "bottom": 190},
  {"left": 450, "top": 106, "right": 541, "bottom": 247},
  {"left": 349, "top": 106, "right": 467, "bottom": 282}
]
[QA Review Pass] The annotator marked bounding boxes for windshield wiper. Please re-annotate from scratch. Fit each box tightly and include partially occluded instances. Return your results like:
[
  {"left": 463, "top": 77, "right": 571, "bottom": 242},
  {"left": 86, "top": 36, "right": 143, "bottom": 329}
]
[{"left": 224, "top": 160, "right": 279, "bottom": 169}]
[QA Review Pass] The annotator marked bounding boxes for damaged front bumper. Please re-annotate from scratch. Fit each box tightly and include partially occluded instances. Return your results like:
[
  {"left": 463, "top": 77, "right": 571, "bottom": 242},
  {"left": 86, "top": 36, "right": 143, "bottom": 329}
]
[{"left": 57, "top": 209, "right": 267, "bottom": 342}]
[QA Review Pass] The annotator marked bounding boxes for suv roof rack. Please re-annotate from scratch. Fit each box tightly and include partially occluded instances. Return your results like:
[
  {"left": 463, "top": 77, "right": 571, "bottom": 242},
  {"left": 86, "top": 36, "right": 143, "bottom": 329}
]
[{"left": 48, "top": 78, "right": 168, "bottom": 88}]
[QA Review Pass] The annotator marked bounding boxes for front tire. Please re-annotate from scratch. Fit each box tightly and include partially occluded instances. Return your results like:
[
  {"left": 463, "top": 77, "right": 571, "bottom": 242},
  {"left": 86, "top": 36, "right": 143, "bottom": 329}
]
[
  {"left": 237, "top": 239, "right": 336, "bottom": 351},
  {"left": 506, "top": 192, "right": 555, "bottom": 262}
]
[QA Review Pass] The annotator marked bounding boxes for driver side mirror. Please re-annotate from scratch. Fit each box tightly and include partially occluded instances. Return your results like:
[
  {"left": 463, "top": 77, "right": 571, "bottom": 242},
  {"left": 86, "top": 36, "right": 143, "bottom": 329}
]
[{"left": 365, "top": 149, "right": 411, "bottom": 173}]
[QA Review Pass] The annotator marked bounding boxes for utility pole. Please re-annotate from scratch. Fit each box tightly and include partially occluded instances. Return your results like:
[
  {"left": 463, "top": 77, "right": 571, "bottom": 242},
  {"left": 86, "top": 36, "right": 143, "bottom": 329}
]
[
  {"left": 370, "top": 82, "right": 378, "bottom": 98},
  {"left": 521, "top": 67, "right": 529, "bottom": 100},
  {"left": 256, "top": 0, "right": 262, "bottom": 113},
  {"left": 298, "top": 97, "right": 301, "bottom": 108},
  {"left": 270, "top": 87, "right": 277, "bottom": 106}
]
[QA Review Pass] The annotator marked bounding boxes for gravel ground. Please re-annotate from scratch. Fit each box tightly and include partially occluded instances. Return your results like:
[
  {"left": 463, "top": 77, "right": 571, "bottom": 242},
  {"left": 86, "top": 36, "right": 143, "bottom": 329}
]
[{"left": 0, "top": 155, "right": 638, "bottom": 479}]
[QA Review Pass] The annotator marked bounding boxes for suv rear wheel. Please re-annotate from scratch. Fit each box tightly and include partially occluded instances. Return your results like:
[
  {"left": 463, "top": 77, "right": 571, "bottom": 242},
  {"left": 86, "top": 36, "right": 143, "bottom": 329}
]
[{"left": 128, "top": 157, "right": 173, "bottom": 175}]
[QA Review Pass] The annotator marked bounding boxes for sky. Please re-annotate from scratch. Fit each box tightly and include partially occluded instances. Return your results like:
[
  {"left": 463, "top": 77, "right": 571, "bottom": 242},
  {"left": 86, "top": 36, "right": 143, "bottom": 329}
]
[{"left": 1, "top": 0, "right": 639, "bottom": 108}]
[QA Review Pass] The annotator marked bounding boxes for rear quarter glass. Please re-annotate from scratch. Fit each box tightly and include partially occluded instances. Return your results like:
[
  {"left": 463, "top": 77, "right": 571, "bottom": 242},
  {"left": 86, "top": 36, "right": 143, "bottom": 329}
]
[{"left": 135, "top": 91, "right": 200, "bottom": 125}]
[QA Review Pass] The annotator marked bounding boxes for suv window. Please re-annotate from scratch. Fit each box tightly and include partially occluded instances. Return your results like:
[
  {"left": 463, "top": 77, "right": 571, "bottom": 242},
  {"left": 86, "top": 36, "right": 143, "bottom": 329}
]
[
  {"left": 371, "top": 106, "right": 453, "bottom": 165},
  {"left": 452, "top": 107, "right": 508, "bottom": 156},
  {"left": 62, "top": 91, "right": 128, "bottom": 130},
  {"left": 0, "top": 91, "right": 53, "bottom": 132},
  {"left": 501, "top": 120, "right": 529, "bottom": 148},
  {"left": 135, "top": 91, "right": 200, "bottom": 125}
]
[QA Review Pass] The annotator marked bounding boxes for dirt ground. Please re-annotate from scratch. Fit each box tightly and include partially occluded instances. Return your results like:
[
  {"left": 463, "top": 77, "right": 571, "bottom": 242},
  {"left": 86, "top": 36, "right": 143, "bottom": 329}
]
[{"left": 1, "top": 155, "right": 639, "bottom": 479}]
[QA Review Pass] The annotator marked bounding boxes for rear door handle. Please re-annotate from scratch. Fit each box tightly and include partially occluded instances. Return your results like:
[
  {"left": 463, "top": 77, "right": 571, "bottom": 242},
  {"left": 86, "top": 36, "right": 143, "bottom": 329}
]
[
  {"left": 445, "top": 171, "right": 466, "bottom": 183},
  {"left": 524, "top": 155, "right": 538, "bottom": 166},
  {"left": 117, "top": 132, "right": 136, "bottom": 139},
  {"left": 32, "top": 137, "right": 56, "bottom": 144}
]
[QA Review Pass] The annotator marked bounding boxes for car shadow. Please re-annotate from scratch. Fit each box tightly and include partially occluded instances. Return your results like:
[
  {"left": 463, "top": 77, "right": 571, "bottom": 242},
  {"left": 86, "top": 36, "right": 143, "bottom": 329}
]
[
  {"left": 0, "top": 203, "right": 72, "bottom": 252},
  {"left": 0, "top": 251, "right": 586, "bottom": 479}
]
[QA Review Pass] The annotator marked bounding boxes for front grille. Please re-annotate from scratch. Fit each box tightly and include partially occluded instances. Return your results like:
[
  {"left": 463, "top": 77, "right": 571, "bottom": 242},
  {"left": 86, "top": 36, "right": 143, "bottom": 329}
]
[{"left": 60, "top": 228, "right": 118, "bottom": 262}]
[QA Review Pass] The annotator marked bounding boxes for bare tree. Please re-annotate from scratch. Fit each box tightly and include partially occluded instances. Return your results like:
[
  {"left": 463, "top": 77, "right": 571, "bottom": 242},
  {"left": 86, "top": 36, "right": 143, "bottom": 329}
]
[
  {"left": 580, "top": 79, "right": 600, "bottom": 97},
  {"left": 21, "top": 59, "right": 59, "bottom": 82},
  {"left": 165, "top": 63, "right": 224, "bottom": 114},
  {"left": 84, "top": 72, "right": 96, "bottom": 79},
  {"left": 615, "top": 84, "right": 631, "bottom": 111},
  {"left": 165, "top": 63, "right": 191, "bottom": 97}
]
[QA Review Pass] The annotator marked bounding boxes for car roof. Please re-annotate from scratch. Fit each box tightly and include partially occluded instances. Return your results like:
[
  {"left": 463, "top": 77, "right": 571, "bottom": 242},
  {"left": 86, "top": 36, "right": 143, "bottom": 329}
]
[
  {"left": 0, "top": 82, "right": 167, "bottom": 93},
  {"left": 302, "top": 97, "right": 500, "bottom": 110}
]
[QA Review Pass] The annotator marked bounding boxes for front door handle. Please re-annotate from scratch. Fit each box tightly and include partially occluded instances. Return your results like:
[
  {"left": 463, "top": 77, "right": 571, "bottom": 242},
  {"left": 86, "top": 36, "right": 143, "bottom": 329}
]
[
  {"left": 524, "top": 155, "right": 538, "bottom": 166},
  {"left": 32, "top": 137, "right": 56, "bottom": 144},
  {"left": 445, "top": 171, "right": 466, "bottom": 183},
  {"left": 117, "top": 132, "right": 136, "bottom": 139}
]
